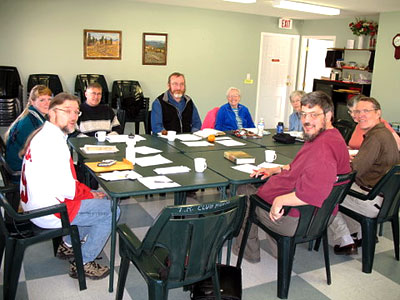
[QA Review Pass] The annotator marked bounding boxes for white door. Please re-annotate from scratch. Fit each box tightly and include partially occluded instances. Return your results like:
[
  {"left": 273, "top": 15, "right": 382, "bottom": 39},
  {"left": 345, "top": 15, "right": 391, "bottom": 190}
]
[
  {"left": 255, "top": 33, "right": 300, "bottom": 129},
  {"left": 298, "top": 37, "right": 335, "bottom": 92}
]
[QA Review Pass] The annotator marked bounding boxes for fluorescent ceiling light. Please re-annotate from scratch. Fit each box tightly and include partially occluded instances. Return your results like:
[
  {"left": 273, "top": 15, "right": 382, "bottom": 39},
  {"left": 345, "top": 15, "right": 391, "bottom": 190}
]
[
  {"left": 224, "top": 0, "right": 257, "bottom": 4},
  {"left": 272, "top": 0, "right": 340, "bottom": 15}
]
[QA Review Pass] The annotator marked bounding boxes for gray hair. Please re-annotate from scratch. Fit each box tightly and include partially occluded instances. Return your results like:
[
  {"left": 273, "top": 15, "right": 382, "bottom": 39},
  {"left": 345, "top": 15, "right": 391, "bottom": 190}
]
[
  {"left": 347, "top": 94, "right": 366, "bottom": 109},
  {"left": 226, "top": 87, "right": 241, "bottom": 97},
  {"left": 289, "top": 90, "right": 306, "bottom": 102}
]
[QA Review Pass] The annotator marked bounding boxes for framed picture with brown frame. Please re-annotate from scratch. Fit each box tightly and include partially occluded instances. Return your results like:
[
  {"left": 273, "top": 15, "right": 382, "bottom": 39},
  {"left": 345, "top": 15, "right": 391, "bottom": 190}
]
[
  {"left": 83, "top": 29, "right": 122, "bottom": 60},
  {"left": 142, "top": 33, "right": 168, "bottom": 65}
]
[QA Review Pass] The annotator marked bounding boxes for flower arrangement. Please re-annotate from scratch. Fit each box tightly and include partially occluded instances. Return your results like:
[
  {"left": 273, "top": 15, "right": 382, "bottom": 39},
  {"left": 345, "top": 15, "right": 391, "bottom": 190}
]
[{"left": 349, "top": 19, "right": 378, "bottom": 36}]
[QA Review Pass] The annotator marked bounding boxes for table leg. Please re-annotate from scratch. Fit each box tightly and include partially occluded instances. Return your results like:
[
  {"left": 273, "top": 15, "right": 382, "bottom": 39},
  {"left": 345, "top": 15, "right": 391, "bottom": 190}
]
[
  {"left": 108, "top": 197, "right": 118, "bottom": 292},
  {"left": 230, "top": 184, "right": 237, "bottom": 197},
  {"left": 174, "top": 191, "right": 186, "bottom": 205},
  {"left": 219, "top": 186, "right": 227, "bottom": 199}
]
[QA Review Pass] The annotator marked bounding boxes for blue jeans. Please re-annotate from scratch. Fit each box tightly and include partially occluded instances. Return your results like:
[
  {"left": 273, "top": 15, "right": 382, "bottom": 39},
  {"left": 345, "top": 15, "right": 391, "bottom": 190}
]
[{"left": 64, "top": 198, "right": 120, "bottom": 264}]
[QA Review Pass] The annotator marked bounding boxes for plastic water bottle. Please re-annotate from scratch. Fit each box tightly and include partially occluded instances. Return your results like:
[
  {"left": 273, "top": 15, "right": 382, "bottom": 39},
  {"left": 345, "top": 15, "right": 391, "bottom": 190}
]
[
  {"left": 277, "top": 122, "right": 284, "bottom": 134},
  {"left": 257, "top": 118, "right": 265, "bottom": 137},
  {"left": 126, "top": 138, "right": 136, "bottom": 165}
]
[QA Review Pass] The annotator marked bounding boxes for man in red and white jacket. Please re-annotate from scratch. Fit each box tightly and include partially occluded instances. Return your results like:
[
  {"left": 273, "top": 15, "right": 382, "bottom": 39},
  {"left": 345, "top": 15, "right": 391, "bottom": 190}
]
[{"left": 20, "top": 92, "right": 119, "bottom": 280}]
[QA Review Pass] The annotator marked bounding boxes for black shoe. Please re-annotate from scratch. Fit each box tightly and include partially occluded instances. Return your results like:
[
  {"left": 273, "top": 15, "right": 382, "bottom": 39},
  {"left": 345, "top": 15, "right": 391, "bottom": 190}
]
[{"left": 334, "top": 243, "right": 358, "bottom": 255}]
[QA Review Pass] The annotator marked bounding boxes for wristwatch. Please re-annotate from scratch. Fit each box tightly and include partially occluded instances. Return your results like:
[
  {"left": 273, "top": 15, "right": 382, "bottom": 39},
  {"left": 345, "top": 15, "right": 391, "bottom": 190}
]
[{"left": 393, "top": 34, "right": 400, "bottom": 59}]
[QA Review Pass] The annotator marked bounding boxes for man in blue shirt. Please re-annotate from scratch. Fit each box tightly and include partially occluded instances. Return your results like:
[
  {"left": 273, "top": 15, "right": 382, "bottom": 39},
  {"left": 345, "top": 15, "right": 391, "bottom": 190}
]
[
  {"left": 288, "top": 90, "right": 305, "bottom": 131},
  {"left": 151, "top": 72, "right": 202, "bottom": 134}
]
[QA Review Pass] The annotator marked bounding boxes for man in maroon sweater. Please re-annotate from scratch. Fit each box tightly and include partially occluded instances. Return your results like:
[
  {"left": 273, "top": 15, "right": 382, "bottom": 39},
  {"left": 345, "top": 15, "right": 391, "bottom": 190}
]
[{"left": 234, "top": 91, "right": 351, "bottom": 262}]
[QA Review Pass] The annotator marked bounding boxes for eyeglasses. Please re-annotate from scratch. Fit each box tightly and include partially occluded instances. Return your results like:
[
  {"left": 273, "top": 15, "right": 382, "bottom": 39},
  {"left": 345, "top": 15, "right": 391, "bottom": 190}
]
[
  {"left": 352, "top": 109, "right": 377, "bottom": 115},
  {"left": 55, "top": 108, "right": 82, "bottom": 117},
  {"left": 299, "top": 111, "right": 324, "bottom": 119},
  {"left": 89, "top": 92, "right": 102, "bottom": 96}
]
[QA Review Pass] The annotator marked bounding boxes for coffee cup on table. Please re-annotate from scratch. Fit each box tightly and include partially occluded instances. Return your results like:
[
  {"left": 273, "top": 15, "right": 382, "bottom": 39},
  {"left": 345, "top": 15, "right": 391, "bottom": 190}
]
[
  {"left": 194, "top": 158, "right": 207, "bottom": 172},
  {"left": 95, "top": 131, "right": 106, "bottom": 142},
  {"left": 265, "top": 150, "right": 277, "bottom": 163},
  {"left": 167, "top": 130, "right": 176, "bottom": 141}
]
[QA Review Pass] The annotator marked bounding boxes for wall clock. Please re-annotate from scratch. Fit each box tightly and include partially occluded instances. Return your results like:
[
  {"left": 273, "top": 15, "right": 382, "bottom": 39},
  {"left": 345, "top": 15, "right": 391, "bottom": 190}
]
[{"left": 393, "top": 33, "right": 400, "bottom": 59}]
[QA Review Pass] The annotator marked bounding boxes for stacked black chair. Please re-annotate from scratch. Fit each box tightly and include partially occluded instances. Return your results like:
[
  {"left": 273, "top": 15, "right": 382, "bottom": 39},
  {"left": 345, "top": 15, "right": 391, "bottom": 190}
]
[
  {"left": 333, "top": 119, "right": 356, "bottom": 144},
  {"left": 0, "top": 66, "right": 23, "bottom": 126},
  {"left": 237, "top": 172, "right": 355, "bottom": 299},
  {"left": 74, "top": 74, "right": 109, "bottom": 105},
  {"left": 111, "top": 80, "right": 150, "bottom": 134},
  {"left": 27, "top": 74, "right": 63, "bottom": 97}
]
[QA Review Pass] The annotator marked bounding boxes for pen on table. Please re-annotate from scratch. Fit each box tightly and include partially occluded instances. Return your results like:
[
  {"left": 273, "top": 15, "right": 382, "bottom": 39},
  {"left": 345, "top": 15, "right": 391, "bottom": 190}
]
[
  {"left": 253, "top": 169, "right": 268, "bottom": 176},
  {"left": 154, "top": 180, "right": 173, "bottom": 183}
]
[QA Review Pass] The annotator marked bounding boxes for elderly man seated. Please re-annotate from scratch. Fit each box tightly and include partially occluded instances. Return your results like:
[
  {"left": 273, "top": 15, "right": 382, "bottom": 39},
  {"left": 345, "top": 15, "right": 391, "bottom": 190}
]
[{"left": 330, "top": 97, "right": 400, "bottom": 255}]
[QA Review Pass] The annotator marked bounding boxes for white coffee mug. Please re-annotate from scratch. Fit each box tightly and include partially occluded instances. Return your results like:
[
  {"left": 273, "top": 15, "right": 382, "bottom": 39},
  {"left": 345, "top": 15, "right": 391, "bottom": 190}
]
[
  {"left": 194, "top": 158, "right": 207, "bottom": 172},
  {"left": 167, "top": 130, "right": 176, "bottom": 141},
  {"left": 265, "top": 150, "right": 277, "bottom": 163},
  {"left": 95, "top": 131, "right": 107, "bottom": 142}
]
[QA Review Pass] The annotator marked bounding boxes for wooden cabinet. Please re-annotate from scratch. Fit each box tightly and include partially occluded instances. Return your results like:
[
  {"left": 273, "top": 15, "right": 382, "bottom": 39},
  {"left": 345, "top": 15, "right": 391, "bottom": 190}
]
[{"left": 312, "top": 79, "right": 371, "bottom": 121}]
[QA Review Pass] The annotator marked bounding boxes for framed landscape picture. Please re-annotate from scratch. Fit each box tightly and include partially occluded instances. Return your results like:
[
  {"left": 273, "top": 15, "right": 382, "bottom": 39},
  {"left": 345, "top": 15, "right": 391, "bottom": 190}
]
[
  {"left": 142, "top": 33, "right": 168, "bottom": 65},
  {"left": 84, "top": 29, "right": 122, "bottom": 60}
]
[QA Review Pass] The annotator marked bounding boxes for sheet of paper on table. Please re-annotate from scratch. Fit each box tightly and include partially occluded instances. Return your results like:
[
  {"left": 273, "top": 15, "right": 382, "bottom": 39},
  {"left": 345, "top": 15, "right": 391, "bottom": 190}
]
[
  {"left": 153, "top": 166, "right": 191, "bottom": 175},
  {"left": 176, "top": 134, "right": 202, "bottom": 141},
  {"left": 215, "top": 136, "right": 232, "bottom": 141},
  {"left": 257, "top": 162, "right": 284, "bottom": 169},
  {"left": 215, "top": 139, "right": 246, "bottom": 147},
  {"left": 80, "top": 145, "right": 119, "bottom": 154},
  {"left": 138, "top": 175, "right": 180, "bottom": 189},
  {"left": 193, "top": 128, "right": 225, "bottom": 138},
  {"left": 181, "top": 141, "right": 215, "bottom": 147},
  {"left": 98, "top": 170, "right": 143, "bottom": 181},
  {"left": 135, "top": 154, "right": 172, "bottom": 167},
  {"left": 135, "top": 146, "right": 162, "bottom": 155},
  {"left": 231, "top": 164, "right": 257, "bottom": 174},
  {"left": 231, "top": 162, "right": 284, "bottom": 174},
  {"left": 106, "top": 134, "right": 146, "bottom": 143}
]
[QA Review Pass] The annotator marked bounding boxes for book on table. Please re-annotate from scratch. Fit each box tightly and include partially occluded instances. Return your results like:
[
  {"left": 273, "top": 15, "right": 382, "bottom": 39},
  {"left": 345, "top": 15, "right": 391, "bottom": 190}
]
[{"left": 224, "top": 151, "right": 255, "bottom": 165}]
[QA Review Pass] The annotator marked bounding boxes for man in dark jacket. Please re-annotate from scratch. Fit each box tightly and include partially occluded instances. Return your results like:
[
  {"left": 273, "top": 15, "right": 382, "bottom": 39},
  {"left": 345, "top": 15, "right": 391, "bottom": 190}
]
[{"left": 151, "top": 72, "right": 201, "bottom": 134}]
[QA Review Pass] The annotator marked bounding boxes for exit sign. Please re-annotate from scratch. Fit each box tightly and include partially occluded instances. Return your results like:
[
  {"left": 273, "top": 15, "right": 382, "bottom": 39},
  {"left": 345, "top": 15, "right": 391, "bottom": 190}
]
[{"left": 279, "top": 18, "right": 292, "bottom": 29}]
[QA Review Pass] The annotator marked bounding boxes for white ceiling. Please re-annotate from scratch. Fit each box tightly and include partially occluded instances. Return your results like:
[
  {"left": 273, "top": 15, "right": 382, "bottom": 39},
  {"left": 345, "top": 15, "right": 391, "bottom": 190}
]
[{"left": 132, "top": 0, "right": 400, "bottom": 19}]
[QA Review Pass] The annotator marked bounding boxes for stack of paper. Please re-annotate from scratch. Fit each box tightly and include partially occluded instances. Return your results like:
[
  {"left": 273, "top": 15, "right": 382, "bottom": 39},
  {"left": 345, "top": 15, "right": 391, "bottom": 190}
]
[
  {"left": 176, "top": 134, "right": 202, "bottom": 141},
  {"left": 135, "top": 154, "right": 172, "bottom": 167},
  {"left": 135, "top": 146, "right": 162, "bottom": 155},
  {"left": 138, "top": 175, "right": 180, "bottom": 189},
  {"left": 181, "top": 141, "right": 214, "bottom": 147},
  {"left": 153, "top": 166, "right": 191, "bottom": 175},
  {"left": 215, "top": 140, "right": 246, "bottom": 147},
  {"left": 99, "top": 170, "right": 142, "bottom": 181}
]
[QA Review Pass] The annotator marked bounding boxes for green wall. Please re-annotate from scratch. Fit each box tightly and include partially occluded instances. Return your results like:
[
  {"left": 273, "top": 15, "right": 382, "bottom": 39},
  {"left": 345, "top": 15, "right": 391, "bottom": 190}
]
[
  {"left": 370, "top": 11, "right": 400, "bottom": 122},
  {"left": 1, "top": 0, "right": 398, "bottom": 122},
  {"left": 0, "top": 0, "right": 302, "bottom": 118}
]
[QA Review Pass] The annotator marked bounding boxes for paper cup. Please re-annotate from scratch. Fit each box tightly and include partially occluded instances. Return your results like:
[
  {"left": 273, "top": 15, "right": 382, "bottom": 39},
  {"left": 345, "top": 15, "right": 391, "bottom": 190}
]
[{"left": 167, "top": 130, "right": 176, "bottom": 141}]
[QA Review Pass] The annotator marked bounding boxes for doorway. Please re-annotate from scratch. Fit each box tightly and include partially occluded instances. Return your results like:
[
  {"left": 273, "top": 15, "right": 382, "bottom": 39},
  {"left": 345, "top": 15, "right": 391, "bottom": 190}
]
[
  {"left": 298, "top": 36, "right": 336, "bottom": 92},
  {"left": 255, "top": 32, "right": 300, "bottom": 129}
]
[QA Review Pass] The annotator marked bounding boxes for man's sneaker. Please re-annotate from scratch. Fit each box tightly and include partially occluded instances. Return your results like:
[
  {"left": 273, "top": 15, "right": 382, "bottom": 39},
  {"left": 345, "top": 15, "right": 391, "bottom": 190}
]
[
  {"left": 69, "top": 260, "right": 110, "bottom": 280},
  {"left": 56, "top": 242, "right": 74, "bottom": 260}
]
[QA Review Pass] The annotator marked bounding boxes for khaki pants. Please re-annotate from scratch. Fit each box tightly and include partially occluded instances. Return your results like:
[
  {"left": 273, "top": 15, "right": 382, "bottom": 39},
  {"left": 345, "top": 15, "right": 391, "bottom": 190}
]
[{"left": 233, "top": 184, "right": 299, "bottom": 259}]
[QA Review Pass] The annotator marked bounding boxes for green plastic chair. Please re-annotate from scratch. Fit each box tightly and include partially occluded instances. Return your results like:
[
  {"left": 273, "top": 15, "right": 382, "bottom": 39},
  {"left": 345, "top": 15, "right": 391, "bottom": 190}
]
[
  {"left": 339, "top": 164, "right": 400, "bottom": 273},
  {"left": 237, "top": 172, "right": 355, "bottom": 299},
  {"left": 0, "top": 193, "right": 87, "bottom": 300},
  {"left": 115, "top": 196, "right": 246, "bottom": 300}
]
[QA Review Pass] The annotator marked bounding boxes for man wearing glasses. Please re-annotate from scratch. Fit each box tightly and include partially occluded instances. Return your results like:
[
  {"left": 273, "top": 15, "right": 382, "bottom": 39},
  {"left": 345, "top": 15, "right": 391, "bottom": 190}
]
[
  {"left": 330, "top": 97, "right": 399, "bottom": 255},
  {"left": 233, "top": 91, "right": 351, "bottom": 262},
  {"left": 76, "top": 82, "right": 122, "bottom": 136},
  {"left": 20, "top": 93, "right": 119, "bottom": 280}
]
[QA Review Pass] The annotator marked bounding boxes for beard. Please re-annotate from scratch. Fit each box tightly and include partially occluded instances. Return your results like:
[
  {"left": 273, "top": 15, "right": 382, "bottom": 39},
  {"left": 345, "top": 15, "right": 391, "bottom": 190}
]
[{"left": 303, "top": 121, "right": 326, "bottom": 142}]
